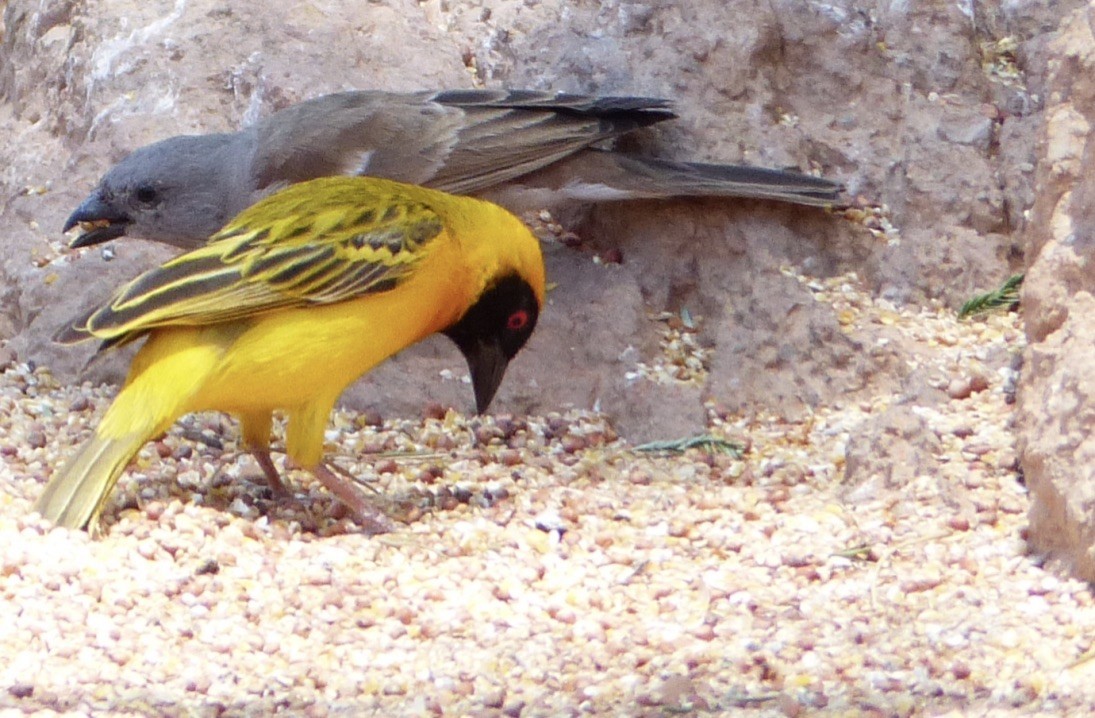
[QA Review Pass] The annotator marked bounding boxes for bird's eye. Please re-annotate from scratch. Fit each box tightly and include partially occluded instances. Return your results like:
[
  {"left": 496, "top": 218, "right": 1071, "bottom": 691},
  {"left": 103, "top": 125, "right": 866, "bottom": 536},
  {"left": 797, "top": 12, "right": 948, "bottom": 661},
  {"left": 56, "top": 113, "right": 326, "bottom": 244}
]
[
  {"left": 506, "top": 310, "right": 530, "bottom": 332},
  {"left": 134, "top": 185, "right": 159, "bottom": 204}
]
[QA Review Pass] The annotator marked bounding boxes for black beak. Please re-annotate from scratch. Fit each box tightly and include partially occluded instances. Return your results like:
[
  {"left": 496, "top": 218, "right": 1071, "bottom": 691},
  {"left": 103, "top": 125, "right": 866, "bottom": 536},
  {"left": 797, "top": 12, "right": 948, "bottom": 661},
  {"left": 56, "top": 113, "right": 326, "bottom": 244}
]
[
  {"left": 64, "top": 191, "right": 130, "bottom": 248},
  {"left": 461, "top": 338, "right": 510, "bottom": 414}
]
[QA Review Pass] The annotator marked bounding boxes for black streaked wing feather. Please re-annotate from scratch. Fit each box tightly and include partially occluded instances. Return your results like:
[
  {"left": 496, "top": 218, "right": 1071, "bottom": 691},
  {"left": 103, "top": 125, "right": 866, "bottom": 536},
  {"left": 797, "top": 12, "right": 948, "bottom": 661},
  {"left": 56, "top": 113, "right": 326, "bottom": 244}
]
[
  {"left": 422, "top": 91, "right": 676, "bottom": 195},
  {"left": 427, "top": 89, "right": 675, "bottom": 116},
  {"left": 65, "top": 187, "right": 445, "bottom": 345}
]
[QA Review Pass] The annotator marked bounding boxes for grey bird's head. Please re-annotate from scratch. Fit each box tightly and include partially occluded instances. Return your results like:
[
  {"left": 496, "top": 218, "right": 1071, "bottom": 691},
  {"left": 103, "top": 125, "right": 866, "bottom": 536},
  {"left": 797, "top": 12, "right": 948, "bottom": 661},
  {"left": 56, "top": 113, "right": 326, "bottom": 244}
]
[{"left": 65, "top": 133, "right": 253, "bottom": 250}]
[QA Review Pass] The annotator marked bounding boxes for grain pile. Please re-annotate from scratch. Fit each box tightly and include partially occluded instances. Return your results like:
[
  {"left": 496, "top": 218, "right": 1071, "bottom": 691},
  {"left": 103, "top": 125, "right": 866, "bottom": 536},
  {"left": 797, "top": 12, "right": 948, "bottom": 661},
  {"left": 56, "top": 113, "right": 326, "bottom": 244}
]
[{"left": 2, "top": 274, "right": 1093, "bottom": 717}]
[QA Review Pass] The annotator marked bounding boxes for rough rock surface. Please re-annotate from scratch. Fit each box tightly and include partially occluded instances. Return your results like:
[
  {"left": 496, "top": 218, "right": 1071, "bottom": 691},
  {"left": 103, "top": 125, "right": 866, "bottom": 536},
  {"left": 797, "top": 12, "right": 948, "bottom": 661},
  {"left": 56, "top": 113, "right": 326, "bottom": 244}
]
[
  {"left": 1017, "top": 4, "right": 1095, "bottom": 581},
  {"left": 843, "top": 404, "right": 942, "bottom": 494},
  {"left": 0, "top": 0, "right": 1040, "bottom": 444}
]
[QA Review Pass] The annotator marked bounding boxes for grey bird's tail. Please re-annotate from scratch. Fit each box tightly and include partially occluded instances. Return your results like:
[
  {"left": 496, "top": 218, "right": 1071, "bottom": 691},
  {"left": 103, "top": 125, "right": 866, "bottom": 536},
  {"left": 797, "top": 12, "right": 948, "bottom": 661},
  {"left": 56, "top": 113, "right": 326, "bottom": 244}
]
[{"left": 553, "top": 151, "right": 843, "bottom": 207}]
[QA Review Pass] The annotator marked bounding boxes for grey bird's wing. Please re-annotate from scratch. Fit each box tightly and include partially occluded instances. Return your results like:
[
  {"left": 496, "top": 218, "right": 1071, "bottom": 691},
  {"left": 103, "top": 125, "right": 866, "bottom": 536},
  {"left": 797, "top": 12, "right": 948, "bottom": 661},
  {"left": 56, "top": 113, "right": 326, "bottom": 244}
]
[{"left": 250, "top": 89, "right": 678, "bottom": 195}]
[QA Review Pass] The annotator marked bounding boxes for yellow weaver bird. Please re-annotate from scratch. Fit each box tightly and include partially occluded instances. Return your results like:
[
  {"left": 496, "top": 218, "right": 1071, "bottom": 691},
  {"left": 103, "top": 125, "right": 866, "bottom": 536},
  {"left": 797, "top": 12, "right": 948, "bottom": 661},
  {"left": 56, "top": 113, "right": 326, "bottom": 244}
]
[{"left": 35, "top": 176, "right": 546, "bottom": 533}]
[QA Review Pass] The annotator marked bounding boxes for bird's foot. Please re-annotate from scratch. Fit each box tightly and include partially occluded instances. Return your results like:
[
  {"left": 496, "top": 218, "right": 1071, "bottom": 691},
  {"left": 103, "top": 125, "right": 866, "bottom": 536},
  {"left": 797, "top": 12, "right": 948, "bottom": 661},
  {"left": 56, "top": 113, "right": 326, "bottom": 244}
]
[
  {"left": 251, "top": 449, "right": 291, "bottom": 497},
  {"left": 311, "top": 463, "right": 396, "bottom": 535}
]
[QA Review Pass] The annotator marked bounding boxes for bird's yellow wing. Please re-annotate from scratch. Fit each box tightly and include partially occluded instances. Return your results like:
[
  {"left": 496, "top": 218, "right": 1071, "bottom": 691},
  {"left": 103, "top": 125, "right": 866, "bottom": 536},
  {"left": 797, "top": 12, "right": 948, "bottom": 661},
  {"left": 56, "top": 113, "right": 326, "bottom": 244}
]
[{"left": 57, "top": 178, "right": 445, "bottom": 345}]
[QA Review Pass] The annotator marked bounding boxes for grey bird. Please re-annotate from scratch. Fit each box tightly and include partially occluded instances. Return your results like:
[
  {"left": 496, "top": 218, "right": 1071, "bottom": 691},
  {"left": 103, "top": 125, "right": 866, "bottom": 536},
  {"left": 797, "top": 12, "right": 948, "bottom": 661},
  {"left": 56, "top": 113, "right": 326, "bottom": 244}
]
[{"left": 64, "top": 89, "right": 843, "bottom": 249}]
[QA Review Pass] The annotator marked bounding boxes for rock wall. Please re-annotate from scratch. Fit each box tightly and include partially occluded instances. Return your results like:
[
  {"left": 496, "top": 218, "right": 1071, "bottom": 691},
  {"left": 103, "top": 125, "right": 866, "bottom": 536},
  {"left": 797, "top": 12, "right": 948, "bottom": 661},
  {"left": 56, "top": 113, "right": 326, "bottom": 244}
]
[
  {"left": 0, "top": 0, "right": 1063, "bottom": 449},
  {"left": 1017, "top": 5, "right": 1095, "bottom": 580}
]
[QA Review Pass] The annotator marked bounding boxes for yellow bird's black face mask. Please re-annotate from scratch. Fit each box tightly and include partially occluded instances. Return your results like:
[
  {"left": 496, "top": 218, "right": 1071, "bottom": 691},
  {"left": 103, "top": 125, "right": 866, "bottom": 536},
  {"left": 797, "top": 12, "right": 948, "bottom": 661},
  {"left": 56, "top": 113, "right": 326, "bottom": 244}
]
[{"left": 443, "top": 273, "right": 541, "bottom": 414}]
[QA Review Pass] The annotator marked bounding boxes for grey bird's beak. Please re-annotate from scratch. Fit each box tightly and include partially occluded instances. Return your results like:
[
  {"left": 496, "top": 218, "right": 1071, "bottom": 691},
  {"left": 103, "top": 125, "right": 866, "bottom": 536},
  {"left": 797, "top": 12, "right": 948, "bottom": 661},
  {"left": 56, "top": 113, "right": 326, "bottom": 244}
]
[
  {"left": 461, "top": 338, "right": 511, "bottom": 414},
  {"left": 64, "top": 191, "right": 130, "bottom": 248}
]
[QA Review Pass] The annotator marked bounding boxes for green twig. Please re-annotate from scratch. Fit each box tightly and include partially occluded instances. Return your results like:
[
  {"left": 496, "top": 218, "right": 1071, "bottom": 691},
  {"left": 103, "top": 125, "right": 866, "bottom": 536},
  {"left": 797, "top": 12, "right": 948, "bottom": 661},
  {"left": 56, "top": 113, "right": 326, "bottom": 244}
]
[
  {"left": 834, "top": 544, "right": 875, "bottom": 561},
  {"left": 635, "top": 435, "right": 744, "bottom": 457},
  {"left": 958, "top": 273, "right": 1023, "bottom": 319}
]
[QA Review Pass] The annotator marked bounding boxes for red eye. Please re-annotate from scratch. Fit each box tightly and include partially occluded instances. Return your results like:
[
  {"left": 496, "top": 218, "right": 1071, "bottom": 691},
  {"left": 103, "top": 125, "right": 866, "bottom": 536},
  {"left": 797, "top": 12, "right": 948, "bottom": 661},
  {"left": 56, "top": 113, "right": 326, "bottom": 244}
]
[{"left": 507, "top": 310, "right": 530, "bottom": 331}]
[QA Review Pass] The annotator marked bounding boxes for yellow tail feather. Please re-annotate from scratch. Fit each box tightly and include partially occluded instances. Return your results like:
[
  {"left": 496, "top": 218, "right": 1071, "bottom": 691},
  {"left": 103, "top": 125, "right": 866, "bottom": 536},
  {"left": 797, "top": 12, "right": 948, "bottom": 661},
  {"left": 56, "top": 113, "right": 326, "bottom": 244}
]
[
  {"left": 36, "top": 328, "right": 223, "bottom": 531},
  {"left": 34, "top": 431, "right": 151, "bottom": 531}
]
